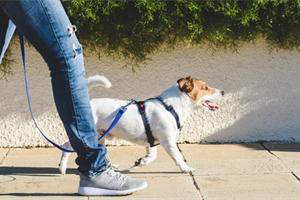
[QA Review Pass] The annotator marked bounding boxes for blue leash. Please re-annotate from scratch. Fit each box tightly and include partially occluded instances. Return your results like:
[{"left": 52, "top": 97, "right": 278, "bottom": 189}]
[{"left": 18, "top": 30, "right": 130, "bottom": 152}]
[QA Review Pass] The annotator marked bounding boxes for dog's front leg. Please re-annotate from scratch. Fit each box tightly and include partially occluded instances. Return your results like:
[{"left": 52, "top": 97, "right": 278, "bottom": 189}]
[
  {"left": 135, "top": 146, "right": 157, "bottom": 166},
  {"left": 161, "top": 140, "right": 195, "bottom": 173}
]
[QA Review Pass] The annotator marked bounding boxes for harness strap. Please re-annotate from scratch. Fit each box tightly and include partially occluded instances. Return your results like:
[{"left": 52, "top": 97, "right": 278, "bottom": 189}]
[
  {"left": 136, "top": 98, "right": 181, "bottom": 147},
  {"left": 153, "top": 97, "right": 181, "bottom": 129},
  {"left": 136, "top": 101, "right": 158, "bottom": 147}
]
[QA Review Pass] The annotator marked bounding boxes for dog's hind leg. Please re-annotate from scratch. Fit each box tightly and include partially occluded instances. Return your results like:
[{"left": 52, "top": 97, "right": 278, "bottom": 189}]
[
  {"left": 58, "top": 141, "right": 73, "bottom": 174},
  {"left": 135, "top": 146, "right": 157, "bottom": 166}
]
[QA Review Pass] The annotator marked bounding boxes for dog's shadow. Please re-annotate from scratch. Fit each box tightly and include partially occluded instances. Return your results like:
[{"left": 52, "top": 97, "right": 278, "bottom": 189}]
[
  {"left": 121, "top": 171, "right": 184, "bottom": 175},
  {"left": 0, "top": 193, "right": 79, "bottom": 197},
  {"left": 0, "top": 166, "right": 182, "bottom": 176},
  {"left": 0, "top": 166, "right": 77, "bottom": 176}
]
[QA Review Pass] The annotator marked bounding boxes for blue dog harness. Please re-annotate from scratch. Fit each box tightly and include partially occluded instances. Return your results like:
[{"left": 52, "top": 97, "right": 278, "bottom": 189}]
[{"left": 135, "top": 97, "right": 181, "bottom": 147}]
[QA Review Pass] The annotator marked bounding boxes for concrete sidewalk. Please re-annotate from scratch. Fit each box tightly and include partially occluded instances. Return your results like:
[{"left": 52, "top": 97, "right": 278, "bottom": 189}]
[{"left": 1, "top": 143, "right": 300, "bottom": 200}]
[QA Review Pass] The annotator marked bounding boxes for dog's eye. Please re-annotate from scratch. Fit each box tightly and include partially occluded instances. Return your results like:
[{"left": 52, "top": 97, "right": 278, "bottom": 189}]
[{"left": 202, "top": 86, "right": 208, "bottom": 91}]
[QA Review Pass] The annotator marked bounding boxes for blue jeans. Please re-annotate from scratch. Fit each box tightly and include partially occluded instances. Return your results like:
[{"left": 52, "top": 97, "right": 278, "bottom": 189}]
[{"left": 0, "top": 0, "right": 107, "bottom": 177}]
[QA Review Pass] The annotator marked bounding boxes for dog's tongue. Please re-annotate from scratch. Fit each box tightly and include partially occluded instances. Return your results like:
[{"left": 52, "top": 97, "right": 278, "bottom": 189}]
[{"left": 207, "top": 101, "right": 219, "bottom": 109}]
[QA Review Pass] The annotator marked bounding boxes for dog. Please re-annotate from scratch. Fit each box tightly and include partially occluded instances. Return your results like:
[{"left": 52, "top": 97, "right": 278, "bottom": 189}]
[{"left": 59, "top": 75, "right": 224, "bottom": 174}]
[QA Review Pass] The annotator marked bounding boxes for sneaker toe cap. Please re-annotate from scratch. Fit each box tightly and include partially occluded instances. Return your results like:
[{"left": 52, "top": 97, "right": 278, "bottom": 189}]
[{"left": 122, "top": 178, "right": 147, "bottom": 191}]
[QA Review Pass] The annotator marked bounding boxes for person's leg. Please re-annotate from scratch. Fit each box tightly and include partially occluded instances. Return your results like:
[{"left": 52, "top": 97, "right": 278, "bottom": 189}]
[
  {"left": 0, "top": 1, "right": 147, "bottom": 195},
  {"left": 0, "top": 0, "right": 107, "bottom": 177}
]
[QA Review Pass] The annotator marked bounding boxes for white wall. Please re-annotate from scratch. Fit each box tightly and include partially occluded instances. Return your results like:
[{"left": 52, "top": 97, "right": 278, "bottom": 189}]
[{"left": 1, "top": 39, "right": 300, "bottom": 147}]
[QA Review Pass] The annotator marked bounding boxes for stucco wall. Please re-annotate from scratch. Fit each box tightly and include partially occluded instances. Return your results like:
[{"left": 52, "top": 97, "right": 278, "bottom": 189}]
[{"left": 1, "top": 39, "right": 300, "bottom": 147}]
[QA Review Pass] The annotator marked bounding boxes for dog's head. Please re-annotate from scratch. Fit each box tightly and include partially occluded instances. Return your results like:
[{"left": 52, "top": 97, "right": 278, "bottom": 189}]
[{"left": 177, "top": 76, "right": 224, "bottom": 112}]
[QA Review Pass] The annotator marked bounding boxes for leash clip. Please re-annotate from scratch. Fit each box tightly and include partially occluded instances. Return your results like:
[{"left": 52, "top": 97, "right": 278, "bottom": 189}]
[{"left": 121, "top": 99, "right": 136, "bottom": 111}]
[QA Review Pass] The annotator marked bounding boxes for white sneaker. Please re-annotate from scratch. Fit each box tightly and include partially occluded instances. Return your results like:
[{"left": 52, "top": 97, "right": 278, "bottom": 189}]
[{"left": 78, "top": 164, "right": 147, "bottom": 196}]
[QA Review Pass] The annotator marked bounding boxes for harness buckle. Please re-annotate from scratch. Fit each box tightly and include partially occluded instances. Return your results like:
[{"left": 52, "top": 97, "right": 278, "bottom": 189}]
[
  {"left": 137, "top": 102, "right": 146, "bottom": 114},
  {"left": 166, "top": 105, "right": 173, "bottom": 111}
]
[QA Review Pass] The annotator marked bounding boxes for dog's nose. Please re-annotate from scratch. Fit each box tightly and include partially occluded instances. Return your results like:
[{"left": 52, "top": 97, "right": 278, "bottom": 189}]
[{"left": 221, "top": 91, "right": 225, "bottom": 96}]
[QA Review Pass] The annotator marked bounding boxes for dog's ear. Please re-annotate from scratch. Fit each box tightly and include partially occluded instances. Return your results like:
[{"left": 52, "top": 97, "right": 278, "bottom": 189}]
[{"left": 177, "top": 76, "right": 194, "bottom": 93}]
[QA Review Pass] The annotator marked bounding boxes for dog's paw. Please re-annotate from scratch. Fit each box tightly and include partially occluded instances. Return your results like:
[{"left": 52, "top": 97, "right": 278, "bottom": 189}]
[
  {"left": 135, "top": 157, "right": 151, "bottom": 166},
  {"left": 182, "top": 166, "right": 195, "bottom": 173},
  {"left": 112, "top": 164, "right": 120, "bottom": 170},
  {"left": 58, "top": 163, "right": 67, "bottom": 175}
]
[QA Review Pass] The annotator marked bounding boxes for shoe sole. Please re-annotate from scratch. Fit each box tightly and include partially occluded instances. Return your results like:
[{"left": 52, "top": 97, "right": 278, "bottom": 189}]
[{"left": 78, "top": 182, "right": 147, "bottom": 196}]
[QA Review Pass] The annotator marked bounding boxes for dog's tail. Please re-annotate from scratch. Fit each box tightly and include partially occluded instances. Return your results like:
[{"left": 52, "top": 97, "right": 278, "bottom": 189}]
[{"left": 86, "top": 75, "right": 112, "bottom": 91}]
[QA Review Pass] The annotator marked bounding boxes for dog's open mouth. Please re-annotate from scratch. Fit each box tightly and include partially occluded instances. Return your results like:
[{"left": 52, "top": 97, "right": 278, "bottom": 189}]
[{"left": 202, "top": 100, "right": 219, "bottom": 111}]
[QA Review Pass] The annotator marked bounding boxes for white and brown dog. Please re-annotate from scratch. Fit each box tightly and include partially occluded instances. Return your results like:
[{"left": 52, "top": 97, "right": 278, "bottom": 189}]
[{"left": 59, "top": 75, "right": 224, "bottom": 174}]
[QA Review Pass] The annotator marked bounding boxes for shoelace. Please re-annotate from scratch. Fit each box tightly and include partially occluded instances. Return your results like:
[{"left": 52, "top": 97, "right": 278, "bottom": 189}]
[
  {"left": 105, "top": 156, "right": 127, "bottom": 181},
  {"left": 105, "top": 167, "right": 127, "bottom": 181}
]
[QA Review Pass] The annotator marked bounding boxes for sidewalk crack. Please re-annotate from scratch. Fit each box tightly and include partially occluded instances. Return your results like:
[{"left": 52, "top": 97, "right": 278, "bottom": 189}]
[
  {"left": 260, "top": 142, "right": 300, "bottom": 181},
  {"left": 177, "top": 144, "right": 205, "bottom": 200},
  {"left": 0, "top": 148, "right": 11, "bottom": 165}
]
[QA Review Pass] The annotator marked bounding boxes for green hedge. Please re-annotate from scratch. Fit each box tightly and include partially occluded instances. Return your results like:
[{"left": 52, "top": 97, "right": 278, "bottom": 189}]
[{"left": 1, "top": 0, "right": 300, "bottom": 78}]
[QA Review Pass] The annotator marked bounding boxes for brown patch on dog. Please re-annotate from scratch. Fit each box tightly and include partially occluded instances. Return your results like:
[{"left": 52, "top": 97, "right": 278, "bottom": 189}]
[
  {"left": 177, "top": 77, "right": 216, "bottom": 101},
  {"left": 96, "top": 129, "right": 114, "bottom": 141},
  {"left": 96, "top": 129, "right": 104, "bottom": 137},
  {"left": 177, "top": 76, "right": 194, "bottom": 93}
]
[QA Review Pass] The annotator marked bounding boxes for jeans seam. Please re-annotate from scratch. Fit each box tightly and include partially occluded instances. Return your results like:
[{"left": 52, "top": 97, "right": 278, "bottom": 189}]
[{"left": 38, "top": 0, "right": 90, "bottom": 153}]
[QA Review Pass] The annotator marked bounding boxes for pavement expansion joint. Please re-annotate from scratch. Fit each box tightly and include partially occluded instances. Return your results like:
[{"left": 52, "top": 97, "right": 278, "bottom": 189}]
[
  {"left": 177, "top": 144, "right": 205, "bottom": 200},
  {"left": 260, "top": 142, "right": 300, "bottom": 182},
  {"left": 0, "top": 148, "right": 10, "bottom": 165}
]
